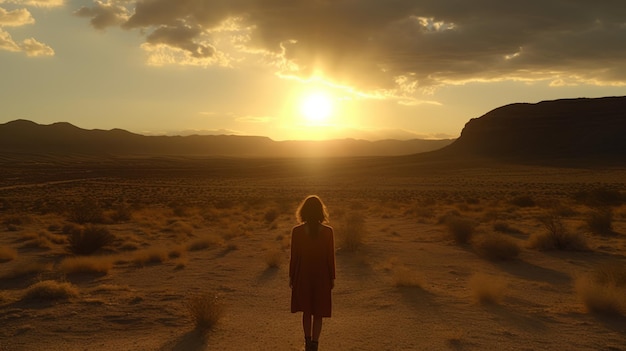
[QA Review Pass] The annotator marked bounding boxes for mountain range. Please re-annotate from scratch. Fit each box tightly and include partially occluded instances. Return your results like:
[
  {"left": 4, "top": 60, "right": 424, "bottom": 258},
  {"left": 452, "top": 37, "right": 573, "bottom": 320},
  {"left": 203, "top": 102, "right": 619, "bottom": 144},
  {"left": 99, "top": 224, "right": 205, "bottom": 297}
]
[
  {"left": 1, "top": 96, "right": 625, "bottom": 163},
  {"left": 0, "top": 119, "right": 451, "bottom": 158}
]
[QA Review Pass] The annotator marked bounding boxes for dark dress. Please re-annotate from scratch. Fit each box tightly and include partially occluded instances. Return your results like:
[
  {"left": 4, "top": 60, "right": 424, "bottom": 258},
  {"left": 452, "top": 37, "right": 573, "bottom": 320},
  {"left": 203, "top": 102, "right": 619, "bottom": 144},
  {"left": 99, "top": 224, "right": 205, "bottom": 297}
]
[{"left": 289, "top": 223, "right": 336, "bottom": 317}]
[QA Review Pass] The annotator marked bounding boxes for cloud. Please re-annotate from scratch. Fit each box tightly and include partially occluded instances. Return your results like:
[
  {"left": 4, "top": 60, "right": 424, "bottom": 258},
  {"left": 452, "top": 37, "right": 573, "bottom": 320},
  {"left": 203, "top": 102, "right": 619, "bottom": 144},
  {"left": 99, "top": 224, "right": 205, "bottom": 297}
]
[
  {"left": 74, "top": 1, "right": 129, "bottom": 30},
  {"left": 74, "top": 1, "right": 626, "bottom": 92},
  {"left": 21, "top": 37, "right": 53, "bottom": 56},
  {"left": 0, "top": 0, "right": 60, "bottom": 56},
  {"left": 0, "top": 7, "right": 34, "bottom": 26}
]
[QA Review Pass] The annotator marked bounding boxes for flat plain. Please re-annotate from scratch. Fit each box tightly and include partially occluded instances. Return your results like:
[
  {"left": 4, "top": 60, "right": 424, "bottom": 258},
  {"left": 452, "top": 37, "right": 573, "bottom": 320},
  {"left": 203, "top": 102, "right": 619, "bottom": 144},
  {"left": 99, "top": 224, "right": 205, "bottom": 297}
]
[{"left": 0, "top": 157, "right": 625, "bottom": 351}]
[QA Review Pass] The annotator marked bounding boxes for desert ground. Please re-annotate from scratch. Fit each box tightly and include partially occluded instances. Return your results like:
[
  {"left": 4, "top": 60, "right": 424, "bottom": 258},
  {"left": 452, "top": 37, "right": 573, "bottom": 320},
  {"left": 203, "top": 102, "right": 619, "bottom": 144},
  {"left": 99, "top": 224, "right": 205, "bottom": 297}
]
[{"left": 0, "top": 157, "right": 625, "bottom": 351}]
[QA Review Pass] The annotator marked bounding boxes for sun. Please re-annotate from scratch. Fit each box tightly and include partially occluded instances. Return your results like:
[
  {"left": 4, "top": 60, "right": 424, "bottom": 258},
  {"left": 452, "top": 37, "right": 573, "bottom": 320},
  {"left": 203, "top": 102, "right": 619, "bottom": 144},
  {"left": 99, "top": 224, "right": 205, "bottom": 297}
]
[{"left": 300, "top": 92, "right": 333, "bottom": 124}]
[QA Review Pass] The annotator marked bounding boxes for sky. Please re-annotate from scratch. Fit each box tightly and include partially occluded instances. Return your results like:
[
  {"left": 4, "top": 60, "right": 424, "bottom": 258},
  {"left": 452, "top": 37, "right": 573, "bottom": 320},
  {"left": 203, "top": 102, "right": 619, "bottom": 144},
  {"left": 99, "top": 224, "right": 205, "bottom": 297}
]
[{"left": 1, "top": 0, "right": 625, "bottom": 141}]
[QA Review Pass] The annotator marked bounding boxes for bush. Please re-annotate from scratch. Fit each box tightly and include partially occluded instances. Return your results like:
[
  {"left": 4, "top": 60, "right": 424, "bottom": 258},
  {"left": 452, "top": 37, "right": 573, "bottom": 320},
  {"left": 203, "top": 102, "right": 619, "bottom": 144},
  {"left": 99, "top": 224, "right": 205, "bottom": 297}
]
[
  {"left": 185, "top": 293, "right": 224, "bottom": 333},
  {"left": 493, "top": 222, "right": 523, "bottom": 235},
  {"left": 575, "top": 262, "right": 626, "bottom": 315},
  {"left": 510, "top": 196, "right": 535, "bottom": 208},
  {"left": 0, "top": 246, "right": 18, "bottom": 262},
  {"left": 527, "top": 216, "right": 588, "bottom": 251},
  {"left": 472, "top": 233, "right": 521, "bottom": 261},
  {"left": 67, "top": 224, "right": 115, "bottom": 255},
  {"left": 339, "top": 213, "right": 366, "bottom": 251},
  {"left": 264, "top": 248, "right": 284, "bottom": 268},
  {"left": 469, "top": 273, "right": 506, "bottom": 304},
  {"left": 58, "top": 256, "right": 114, "bottom": 275},
  {"left": 131, "top": 247, "right": 169, "bottom": 266},
  {"left": 575, "top": 187, "right": 624, "bottom": 207},
  {"left": 586, "top": 208, "right": 614, "bottom": 235},
  {"left": 445, "top": 216, "right": 476, "bottom": 244},
  {"left": 22, "top": 280, "right": 79, "bottom": 301},
  {"left": 68, "top": 198, "right": 105, "bottom": 224},
  {"left": 263, "top": 208, "right": 280, "bottom": 223}
]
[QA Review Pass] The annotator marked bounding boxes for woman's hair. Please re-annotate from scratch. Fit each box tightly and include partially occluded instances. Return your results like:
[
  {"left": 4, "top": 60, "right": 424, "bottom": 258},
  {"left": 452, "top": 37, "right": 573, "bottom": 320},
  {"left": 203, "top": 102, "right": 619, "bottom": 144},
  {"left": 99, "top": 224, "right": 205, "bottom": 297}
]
[{"left": 296, "top": 195, "right": 329, "bottom": 225}]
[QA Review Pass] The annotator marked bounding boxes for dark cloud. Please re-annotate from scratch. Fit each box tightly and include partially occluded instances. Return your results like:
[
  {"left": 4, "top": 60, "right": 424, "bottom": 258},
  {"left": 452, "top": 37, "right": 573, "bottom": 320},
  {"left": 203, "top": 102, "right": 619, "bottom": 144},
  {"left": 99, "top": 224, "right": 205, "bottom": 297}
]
[
  {"left": 74, "top": 1, "right": 129, "bottom": 30},
  {"left": 76, "top": 0, "right": 626, "bottom": 90}
]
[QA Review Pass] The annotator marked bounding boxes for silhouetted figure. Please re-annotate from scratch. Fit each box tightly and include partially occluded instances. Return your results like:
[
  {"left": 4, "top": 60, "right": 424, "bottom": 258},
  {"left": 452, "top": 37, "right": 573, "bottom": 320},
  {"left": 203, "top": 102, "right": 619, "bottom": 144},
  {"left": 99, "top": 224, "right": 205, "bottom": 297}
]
[{"left": 289, "top": 195, "right": 336, "bottom": 351}]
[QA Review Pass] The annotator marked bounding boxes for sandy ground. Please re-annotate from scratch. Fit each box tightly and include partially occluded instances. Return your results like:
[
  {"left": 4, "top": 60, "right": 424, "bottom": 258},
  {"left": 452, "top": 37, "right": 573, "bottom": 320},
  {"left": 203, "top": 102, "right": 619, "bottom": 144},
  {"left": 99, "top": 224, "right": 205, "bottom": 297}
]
[{"left": 1, "top": 163, "right": 625, "bottom": 350}]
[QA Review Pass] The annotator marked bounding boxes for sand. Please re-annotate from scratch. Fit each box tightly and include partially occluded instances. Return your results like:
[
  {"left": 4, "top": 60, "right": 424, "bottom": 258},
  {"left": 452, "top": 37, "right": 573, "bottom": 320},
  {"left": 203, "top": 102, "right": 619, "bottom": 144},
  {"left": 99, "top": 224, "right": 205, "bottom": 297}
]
[{"left": 0, "top": 161, "right": 625, "bottom": 350}]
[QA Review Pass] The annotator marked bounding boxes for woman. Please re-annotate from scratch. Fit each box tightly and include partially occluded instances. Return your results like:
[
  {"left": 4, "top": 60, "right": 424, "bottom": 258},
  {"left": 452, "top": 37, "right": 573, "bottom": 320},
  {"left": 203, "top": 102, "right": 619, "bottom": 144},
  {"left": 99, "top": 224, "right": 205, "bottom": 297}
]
[{"left": 289, "top": 195, "right": 336, "bottom": 351}]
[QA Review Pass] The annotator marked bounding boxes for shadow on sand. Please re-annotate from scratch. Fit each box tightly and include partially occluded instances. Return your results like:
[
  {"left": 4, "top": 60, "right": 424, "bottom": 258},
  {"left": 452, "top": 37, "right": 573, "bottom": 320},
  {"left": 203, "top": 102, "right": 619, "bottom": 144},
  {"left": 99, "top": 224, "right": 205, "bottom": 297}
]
[
  {"left": 159, "top": 329, "right": 208, "bottom": 351},
  {"left": 496, "top": 259, "right": 571, "bottom": 285}
]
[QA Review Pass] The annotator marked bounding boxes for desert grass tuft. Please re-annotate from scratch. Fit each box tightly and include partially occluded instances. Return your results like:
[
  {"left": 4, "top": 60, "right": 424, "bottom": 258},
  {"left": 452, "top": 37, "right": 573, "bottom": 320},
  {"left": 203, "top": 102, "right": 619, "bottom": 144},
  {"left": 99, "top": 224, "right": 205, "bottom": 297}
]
[
  {"left": 67, "top": 224, "right": 115, "bottom": 255},
  {"left": 575, "top": 262, "right": 626, "bottom": 315},
  {"left": 187, "top": 235, "right": 224, "bottom": 251},
  {"left": 264, "top": 248, "right": 284, "bottom": 269},
  {"left": 131, "top": 247, "right": 169, "bottom": 266},
  {"left": 493, "top": 221, "right": 523, "bottom": 235},
  {"left": 22, "top": 280, "right": 79, "bottom": 301},
  {"left": 1, "top": 261, "right": 52, "bottom": 280},
  {"left": 339, "top": 212, "right": 366, "bottom": 251},
  {"left": 468, "top": 273, "right": 506, "bottom": 304},
  {"left": 0, "top": 246, "right": 18, "bottom": 262},
  {"left": 58, "top": 256, "right": 114, "bottom": 275},
  {"left": 444, "top": 215, "right": 476, "bottom": 245},
  {"left": 185, "top": 293, "right": 224, "bottom": 334},
  {"left": 586, "top": 208, "right": 614, "bottom": 235},
  {"left": 392, "top": 265, "right": 422, "bottom": 288},
  {"left": 527, "top": 216, "right": 588, "bottom": 251},
  {"left": 472, "top": 233, "right": 520, "bottom": 261}
]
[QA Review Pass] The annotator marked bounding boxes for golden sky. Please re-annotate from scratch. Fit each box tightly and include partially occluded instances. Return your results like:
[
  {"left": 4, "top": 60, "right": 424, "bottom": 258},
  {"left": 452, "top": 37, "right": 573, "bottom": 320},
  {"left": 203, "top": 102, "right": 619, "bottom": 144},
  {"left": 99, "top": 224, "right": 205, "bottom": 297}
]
[{"left": 1, "top": 0, "right": 625, "bottom": 140}]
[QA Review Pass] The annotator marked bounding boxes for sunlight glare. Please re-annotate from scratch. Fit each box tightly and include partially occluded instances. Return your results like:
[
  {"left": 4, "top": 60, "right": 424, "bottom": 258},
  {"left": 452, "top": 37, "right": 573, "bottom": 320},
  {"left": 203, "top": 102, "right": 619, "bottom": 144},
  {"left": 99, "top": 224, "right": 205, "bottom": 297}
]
[{"left": 300, "top": 92, "right": 333, "bottom": 124}]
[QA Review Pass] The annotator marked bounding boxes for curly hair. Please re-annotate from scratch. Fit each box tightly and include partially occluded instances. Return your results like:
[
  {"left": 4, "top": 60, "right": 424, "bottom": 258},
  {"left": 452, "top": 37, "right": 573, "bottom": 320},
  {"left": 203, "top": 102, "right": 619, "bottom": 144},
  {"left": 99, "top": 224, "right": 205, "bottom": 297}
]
[{"left": 296, "top": 195, "right": 329, "bottom": 225}]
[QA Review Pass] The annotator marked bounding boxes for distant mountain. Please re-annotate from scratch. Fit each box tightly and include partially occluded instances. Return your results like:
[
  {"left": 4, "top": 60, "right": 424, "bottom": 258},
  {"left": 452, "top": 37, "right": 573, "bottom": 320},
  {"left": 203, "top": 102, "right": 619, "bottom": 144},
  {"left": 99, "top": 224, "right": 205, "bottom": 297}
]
[
  {"left": 0, "top": 119, "right": 453, "bottom": 158},
  {"left": 438, "top": 96, "right": 626, "bottom": 163}
]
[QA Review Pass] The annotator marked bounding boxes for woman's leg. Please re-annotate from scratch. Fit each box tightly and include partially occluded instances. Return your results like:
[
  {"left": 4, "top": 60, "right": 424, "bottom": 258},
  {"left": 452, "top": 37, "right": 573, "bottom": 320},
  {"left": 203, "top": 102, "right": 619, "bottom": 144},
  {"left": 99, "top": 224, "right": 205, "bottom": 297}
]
[
  {"left": 312, "top": 316, "right": 323, "bottom": 341},
  {"left": 302, "top": 312, "right": 312, "bottom": 338}
]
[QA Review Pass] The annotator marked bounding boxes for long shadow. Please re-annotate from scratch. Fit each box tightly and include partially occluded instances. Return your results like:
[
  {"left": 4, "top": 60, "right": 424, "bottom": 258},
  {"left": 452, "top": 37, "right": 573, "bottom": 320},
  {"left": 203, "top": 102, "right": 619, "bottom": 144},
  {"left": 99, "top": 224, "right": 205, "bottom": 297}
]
[
  {"left": 496, "top": 259, "right": 571, "bottom": 285},
  {"left": 483, "top": 302, "right": 547, "bottom": 333},
  {"left": 159, "top": 329, "right": 208, "bottom": 351},
  {"left": 256, "top": 266, "right": 279, "bottom": 284}
]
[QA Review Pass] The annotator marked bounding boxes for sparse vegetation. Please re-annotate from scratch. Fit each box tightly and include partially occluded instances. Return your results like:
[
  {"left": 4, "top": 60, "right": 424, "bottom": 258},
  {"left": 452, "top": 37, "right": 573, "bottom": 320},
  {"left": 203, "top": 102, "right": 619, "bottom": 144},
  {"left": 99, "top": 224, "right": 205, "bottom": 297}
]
[
  {"left": 444, "top": 215, "right": 476, "bottom": 244},
  {"left": 1, "top": 261, "right": 52, "bottom": 280},
  {"left": 339, "top": 212, "right": 366, "bottom": 251},
  {"left": 58, "top": 256, "right": 114, "bottom": 275},
  {"left": 22, "top": 280, "right": 79, "bottom": 301},
  {"left": 67, "top": 224, "right": 115, "bottom": 255},
  {"left": 392, "top": 265, "right": 421, "bottom": 287},
  {"left": 68, "top": 198, "right": 105, "bottom": 224},
  {"left": 187, "top": 235, "right": 223, "bottom": 251},
  {"left": 586, "top": 208, "right": 614, "bottom": 235},
  {"left": 185, "top": 293, "right": 224, "bottom": 333},
  {"left": 510, "top": 195, "right": 535, "bottom": 208},
  {"left": 528, "top": 216, "right": 588, "bottom": 251},
  {"left": 131, "top": 247, "right": 169, "bottom": 265},
  {"left": 575, "top": 262, "right": 626, "bottom": 316},
  {"left": 472, "top": 233, "right": 521, "bottom": 261},
  {"left": 264, "top": 248, "right": 284, "bottom": 268},
  {"left": 0, "top": 246, "right": 18, "bottom": 262},
  {"left": 469, "top": 273, "right": 506, "bottom": 304}
]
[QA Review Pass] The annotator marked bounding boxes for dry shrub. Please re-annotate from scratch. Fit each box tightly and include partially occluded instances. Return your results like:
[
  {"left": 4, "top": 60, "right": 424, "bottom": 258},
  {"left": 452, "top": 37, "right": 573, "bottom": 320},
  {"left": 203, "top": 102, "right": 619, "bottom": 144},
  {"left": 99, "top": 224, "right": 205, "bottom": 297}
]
[
  {"left": 469, "top": 273, "right": 506, "bottom": 304},
  {"left": 392, "top": 265, "right": 422, "bottom": 288},
  {"left": 527, "top": 216, "right": 588, "bottom": 251},
  {"left": 263, "top": 208, "right": 280, "bottom": 223},
  {"left": 67, "top": 224, "right": 115, "bottom": 255},
  {"left": 0, "top": 246, "right": 18, "bottom": 262},
  {"left": 58, "top": 256, "right": 114, "bottom": 275},
  {"left": 2, "top": 261, "right": 51, "bottom": 280},
  {"left": 339, "top": 212, "right": 366, "bottom": 251},
  {"left": 264, "top": 248, "right": 284, "bottom": 268},
  {"left": 68, "top": 199, "right": 105, "bottom": 224},
  {"left": 185, "top": 293, "right": 224, "bottom": 333},
  {"left": 575, "top": 262, "right": 626, "bottom": 315},
  {"left": 132, "top": 247, "right": 169, "bottom": 265},
  {"left": 445, "top": 216, "right": 476, "bottom": 244},
  {"left": 586, "top": 208, "right": 614, "bottom": 235},
  {"left": 493, "top": 222, "right": 523, "bottom": 235},
  {"left": 472, "top": 233, "right": 520, "bottom": 261},
  {"left": 22, "top": 280, "right": 79, "bottom": 301},
  {"left": 509, "top": 195, "right": 535, "bottom": 208},
  {"left": 187, "top": 235, "right": 223, "bottom": 251}
]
